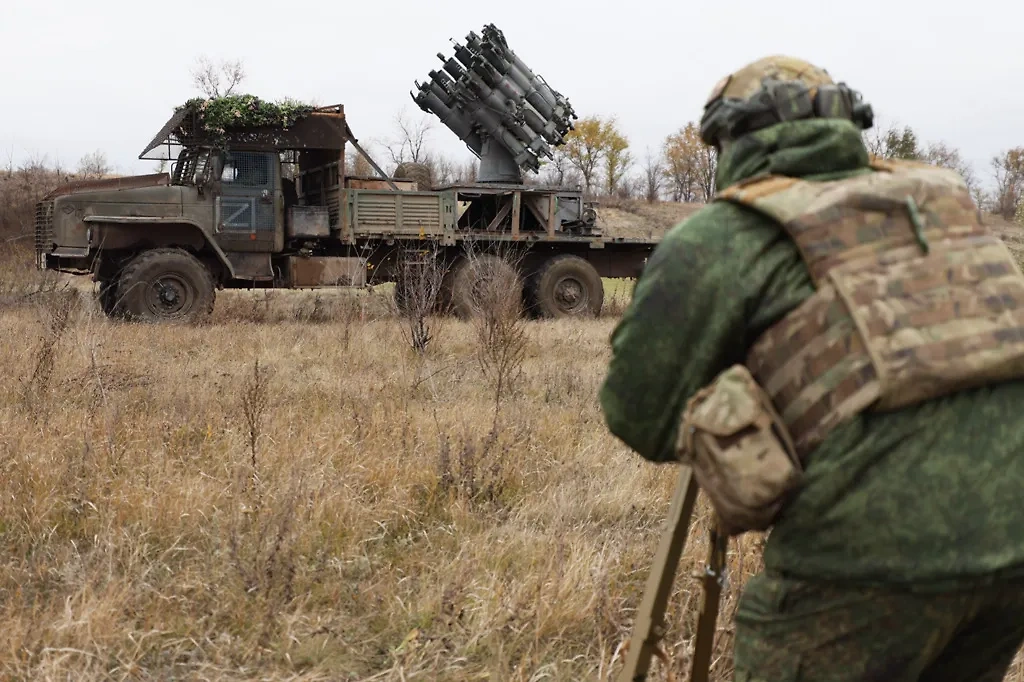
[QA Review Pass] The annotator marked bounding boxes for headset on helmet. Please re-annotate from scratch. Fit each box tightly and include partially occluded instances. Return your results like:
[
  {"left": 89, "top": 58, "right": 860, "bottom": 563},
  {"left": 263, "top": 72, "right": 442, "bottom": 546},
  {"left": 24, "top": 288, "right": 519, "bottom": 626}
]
[{"left": 699, "top": 77, "right": 874, "bottom": 149}]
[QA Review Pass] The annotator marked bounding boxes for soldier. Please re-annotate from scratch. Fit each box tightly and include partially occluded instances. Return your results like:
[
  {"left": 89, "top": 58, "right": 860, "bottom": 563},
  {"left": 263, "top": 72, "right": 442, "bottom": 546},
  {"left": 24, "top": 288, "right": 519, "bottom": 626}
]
[{"left": 600, "top": 55, "right": 1024, "bottom": 681}]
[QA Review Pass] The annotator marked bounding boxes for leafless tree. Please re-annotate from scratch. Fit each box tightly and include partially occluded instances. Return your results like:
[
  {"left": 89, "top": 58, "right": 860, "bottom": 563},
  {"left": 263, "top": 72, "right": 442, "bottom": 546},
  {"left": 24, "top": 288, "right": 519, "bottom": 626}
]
[
  {"left": 641, "top": 148, "right": 662, "bottom": 203},
  {"left": 612, "top": 174, "right": 641, "bottom": 199},
  {"left": 540, "top": 150, "right": 570, "bottom": 186},
  {"left": 379, "top": 110, "right": 433, "bottom": 168},
  {"left": 76, "top": 150, "right": 111, "bottom": 179},
  {"left": 991, "top": 148, "right": 1024, "bottom": 220},
  {"left": 863, "top": 121, "right": 921, "bottom": 160},
  {"left": 921, "top": 140, "right": 980, "bottom": 199},
  {"left": 191, "top": 56, "right": 246, "bottom": 98},
  {"left": 345, "top": 144, "right": 374, "bottom": 177},
  {"left": 695, "top": 144, "right": 718, "bottom": 202},
  {"left": 460, "top": 159, "right": 480, "bottom": 184},
  {"left": 429, "top": 154, "right": 459, "bottom": 187}
]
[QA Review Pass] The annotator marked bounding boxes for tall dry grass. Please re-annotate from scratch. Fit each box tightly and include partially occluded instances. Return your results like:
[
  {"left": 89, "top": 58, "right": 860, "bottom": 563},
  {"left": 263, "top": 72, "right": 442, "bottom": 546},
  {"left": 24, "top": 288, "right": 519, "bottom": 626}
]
[
  {"left": 2, "top": 160, "right": 1024, "bottom": 678},
  {"left": 0, "top": 279, "right": 779, "bottom": 681}
]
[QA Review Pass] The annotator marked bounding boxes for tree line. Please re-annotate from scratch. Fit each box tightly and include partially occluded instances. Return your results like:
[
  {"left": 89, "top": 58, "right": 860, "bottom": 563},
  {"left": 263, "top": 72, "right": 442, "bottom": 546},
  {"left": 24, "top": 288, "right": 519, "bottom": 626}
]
[
  {"left": 6, "top": 56, "right": 1024, "bottom": 234},
  {"left": 369, "top": 107, "right": 1024, "bottom": 223}
]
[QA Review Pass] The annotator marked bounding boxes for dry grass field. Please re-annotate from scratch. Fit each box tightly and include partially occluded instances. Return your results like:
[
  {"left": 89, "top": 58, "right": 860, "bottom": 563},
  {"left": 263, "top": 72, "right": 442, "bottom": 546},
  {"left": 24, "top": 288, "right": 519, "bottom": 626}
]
[{"left": 0, "top": 248, "right": 773, "bottom": 681}]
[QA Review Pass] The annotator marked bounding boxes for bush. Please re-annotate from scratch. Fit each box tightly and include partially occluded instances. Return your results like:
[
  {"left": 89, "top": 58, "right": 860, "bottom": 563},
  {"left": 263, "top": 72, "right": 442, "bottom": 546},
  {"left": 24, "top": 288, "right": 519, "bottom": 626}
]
[{"left": 174, "top": 95, "right": 316, "bottom": 141}]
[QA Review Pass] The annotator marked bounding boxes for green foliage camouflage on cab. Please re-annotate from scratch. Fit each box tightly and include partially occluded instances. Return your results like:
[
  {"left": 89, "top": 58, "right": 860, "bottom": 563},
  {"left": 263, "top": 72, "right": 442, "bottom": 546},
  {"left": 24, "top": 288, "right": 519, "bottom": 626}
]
[{"left": 174, "top": 94, "right": 316, "bottom": 141}]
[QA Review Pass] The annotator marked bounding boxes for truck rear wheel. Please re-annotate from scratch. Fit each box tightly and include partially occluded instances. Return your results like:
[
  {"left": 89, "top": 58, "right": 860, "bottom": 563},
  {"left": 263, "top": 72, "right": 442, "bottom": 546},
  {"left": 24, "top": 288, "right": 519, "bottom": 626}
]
[
  {"left": 450, "top": 254, "right": 523, "bottom": 320},
  {"left": 116, "top": 248, "right": 216, "bottom": 324},
  {"left": 530, "top": 255, "right": 603, "bottom": 318}
]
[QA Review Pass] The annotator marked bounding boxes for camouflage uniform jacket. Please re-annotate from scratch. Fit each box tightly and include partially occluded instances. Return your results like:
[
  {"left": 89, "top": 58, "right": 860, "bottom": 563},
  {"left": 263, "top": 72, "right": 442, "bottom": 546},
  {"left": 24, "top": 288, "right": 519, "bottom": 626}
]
[{"left": 600, "top": 118, "right": 1024, "bottom": 588}]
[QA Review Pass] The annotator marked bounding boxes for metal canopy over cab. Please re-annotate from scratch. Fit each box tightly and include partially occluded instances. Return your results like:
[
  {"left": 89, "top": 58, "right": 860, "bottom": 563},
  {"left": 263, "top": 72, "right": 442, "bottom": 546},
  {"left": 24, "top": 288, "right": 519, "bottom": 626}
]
[{"left": 139, "top": 104, "right": 355, "bottom": 158}]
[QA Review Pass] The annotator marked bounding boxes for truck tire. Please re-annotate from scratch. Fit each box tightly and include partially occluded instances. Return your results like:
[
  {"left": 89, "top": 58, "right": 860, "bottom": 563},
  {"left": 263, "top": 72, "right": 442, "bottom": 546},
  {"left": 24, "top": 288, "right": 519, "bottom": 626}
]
[
  {"left": 116, "top": 248, "right": 216, "bottom": 324},
  {"left": 435, "top": 266, "right": 456, "bottom": 315},
  {"left": 450, "top": 254, "right": 522, "bottom": 320},
  {"left": 530, "top": 254, "right": 603, "bottom": 318}
]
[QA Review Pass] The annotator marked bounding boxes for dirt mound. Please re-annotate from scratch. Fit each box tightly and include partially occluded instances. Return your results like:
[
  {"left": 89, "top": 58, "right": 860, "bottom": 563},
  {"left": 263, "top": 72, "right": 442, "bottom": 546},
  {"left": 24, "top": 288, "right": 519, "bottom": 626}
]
[
  {"left": 597, "top": 199, "right": 703, "bottom": 240},
  {"left": 598, "top": 200, "right": 1024, "bottom": 247}
]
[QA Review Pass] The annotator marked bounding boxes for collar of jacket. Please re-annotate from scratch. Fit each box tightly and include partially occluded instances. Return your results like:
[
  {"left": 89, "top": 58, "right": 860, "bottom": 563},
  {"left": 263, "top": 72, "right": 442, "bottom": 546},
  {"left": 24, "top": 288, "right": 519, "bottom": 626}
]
[{"left": 715, "top": 118, "right": 873, "bottom": 192}]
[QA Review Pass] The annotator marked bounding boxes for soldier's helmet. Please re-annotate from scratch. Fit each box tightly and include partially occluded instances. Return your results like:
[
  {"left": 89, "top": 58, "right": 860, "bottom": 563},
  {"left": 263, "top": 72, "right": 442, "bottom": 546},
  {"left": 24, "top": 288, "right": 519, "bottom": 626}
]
[{"left": 699, "top": 55, "right": 874, "bottom": 149}]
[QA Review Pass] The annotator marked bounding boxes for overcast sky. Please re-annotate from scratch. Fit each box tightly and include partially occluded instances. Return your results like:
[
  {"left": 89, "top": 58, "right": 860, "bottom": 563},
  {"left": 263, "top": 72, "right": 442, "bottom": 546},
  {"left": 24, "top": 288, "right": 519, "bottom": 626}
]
[{"left": 3, "top": 0, "right": 1020, "bottom": 191}]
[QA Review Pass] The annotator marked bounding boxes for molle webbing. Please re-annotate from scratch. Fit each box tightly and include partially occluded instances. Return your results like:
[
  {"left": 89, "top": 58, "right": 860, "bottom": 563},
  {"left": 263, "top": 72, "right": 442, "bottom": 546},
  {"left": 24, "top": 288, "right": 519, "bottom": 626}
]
[{"left": 718, "top": 160, "right": 1024, "bottom": 455}]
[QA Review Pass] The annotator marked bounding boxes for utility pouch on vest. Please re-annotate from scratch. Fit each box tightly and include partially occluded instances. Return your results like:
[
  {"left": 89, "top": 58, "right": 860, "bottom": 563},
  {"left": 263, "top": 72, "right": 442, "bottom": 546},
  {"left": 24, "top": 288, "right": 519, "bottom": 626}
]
[{"left": 678, "top": 364, "right": 801, "bottom": 536}]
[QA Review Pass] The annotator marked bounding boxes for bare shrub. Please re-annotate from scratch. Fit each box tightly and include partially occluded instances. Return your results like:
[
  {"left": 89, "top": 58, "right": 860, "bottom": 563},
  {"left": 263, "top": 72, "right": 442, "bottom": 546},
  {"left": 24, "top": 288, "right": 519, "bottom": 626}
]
[
  {"left": 0, "top": 157, "right": 107, "bottom": 305},
  {"left": 245, "top": 290, "right": 275, "bottom": 323},
  {"left": 392, "top": 243, "right": 450, "bottom": 354},
  {"left": 0, "top": 245, "right": 62, "bottom": 306},
  {"left": 11, "top": 292, "right": 1024, "bottom": 680},
  {"left": 20, "top": 287, "right": 81, "bottom": 413},
  {"left": 461, "top": 245, "right": 529, "bottom": 423},
  {"left": 434, "top": 425, "right": 511, "bottom": 510},
  {"left": 336, "top": 291, "right": 365, "bottom": 351},
  {"left": 191, "top": 55, "right": 246, "bottom": 98},
  {"left": 225, "top": 476, "right": 303, "bottom": 648},
  {"left": 291, "top": 292, "right": 332, "bottom": 323},
  {"left": 75, "top": 151, "right": 111, "bottom": 179},
  {"left": 240, "top": 358, "right": 272, "bottom": 503},
  {"left": 0, "top": 155, "right": 63, "bottom": 242}
]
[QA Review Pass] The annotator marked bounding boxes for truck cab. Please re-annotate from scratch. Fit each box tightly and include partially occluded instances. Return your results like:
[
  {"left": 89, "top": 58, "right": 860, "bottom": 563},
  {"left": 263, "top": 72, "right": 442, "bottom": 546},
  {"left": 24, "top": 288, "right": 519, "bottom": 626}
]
[{"left": 36, "top": 105, "right": 368, "bottom": 321}]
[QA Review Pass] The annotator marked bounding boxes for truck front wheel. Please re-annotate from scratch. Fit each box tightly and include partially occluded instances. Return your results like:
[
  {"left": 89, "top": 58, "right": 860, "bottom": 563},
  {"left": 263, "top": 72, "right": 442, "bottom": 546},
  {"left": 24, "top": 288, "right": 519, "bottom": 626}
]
[
  {"left": 116, "top": 248, "right": 216, "bottom": 324},
  {"left": 530, "top": 255, "right": 603, "bottom": 318}
]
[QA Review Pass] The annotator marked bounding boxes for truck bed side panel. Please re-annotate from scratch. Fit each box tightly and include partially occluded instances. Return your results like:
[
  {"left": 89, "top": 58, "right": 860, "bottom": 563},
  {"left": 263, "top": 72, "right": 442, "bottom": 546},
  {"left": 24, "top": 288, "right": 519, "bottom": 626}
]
[{"left": 349, "top": 190, "right": 451, "bottom": 237}]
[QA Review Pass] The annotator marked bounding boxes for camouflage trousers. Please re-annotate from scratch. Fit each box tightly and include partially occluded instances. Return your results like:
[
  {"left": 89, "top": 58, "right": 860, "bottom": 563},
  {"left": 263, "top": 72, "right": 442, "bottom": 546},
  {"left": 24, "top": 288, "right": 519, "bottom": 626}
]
[{"left": 732, "top": 571, "right": 1024, "bottom": 682}]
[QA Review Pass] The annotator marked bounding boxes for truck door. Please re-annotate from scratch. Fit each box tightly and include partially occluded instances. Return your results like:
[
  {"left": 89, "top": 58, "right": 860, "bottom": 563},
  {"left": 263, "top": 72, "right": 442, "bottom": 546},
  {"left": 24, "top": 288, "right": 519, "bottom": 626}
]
[{"left": 214, "top": 151, "right": 280, "bottom": 252}]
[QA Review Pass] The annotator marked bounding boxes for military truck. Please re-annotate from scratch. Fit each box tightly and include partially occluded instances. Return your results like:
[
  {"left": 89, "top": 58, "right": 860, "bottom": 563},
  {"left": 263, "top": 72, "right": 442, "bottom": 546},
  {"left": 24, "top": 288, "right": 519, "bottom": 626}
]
[{"left": 34, "top": 24, "right": 658, "bottom": 323}]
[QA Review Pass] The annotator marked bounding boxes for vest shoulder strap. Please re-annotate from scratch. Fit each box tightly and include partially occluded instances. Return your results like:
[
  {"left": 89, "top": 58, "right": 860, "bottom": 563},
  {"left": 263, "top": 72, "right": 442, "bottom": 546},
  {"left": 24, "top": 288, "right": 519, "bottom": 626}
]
[{"left": 714, "top": 162, "right": 980, "bottom": 285}]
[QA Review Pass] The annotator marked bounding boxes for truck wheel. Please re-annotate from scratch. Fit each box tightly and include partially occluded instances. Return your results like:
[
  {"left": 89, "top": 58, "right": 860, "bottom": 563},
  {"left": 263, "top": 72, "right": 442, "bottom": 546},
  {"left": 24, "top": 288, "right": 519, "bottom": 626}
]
[
  {"left": 530, "top": 254, "right": 603, "bottom": 318},
  {"left": 116, "top": 248, "right": 216, "bottom": 324},
  {"left": 450, "top": 254, "right": 522, "bottom": 320},
  {"left": 435, "top": 266, "right": 456, "bottom": 315}
]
